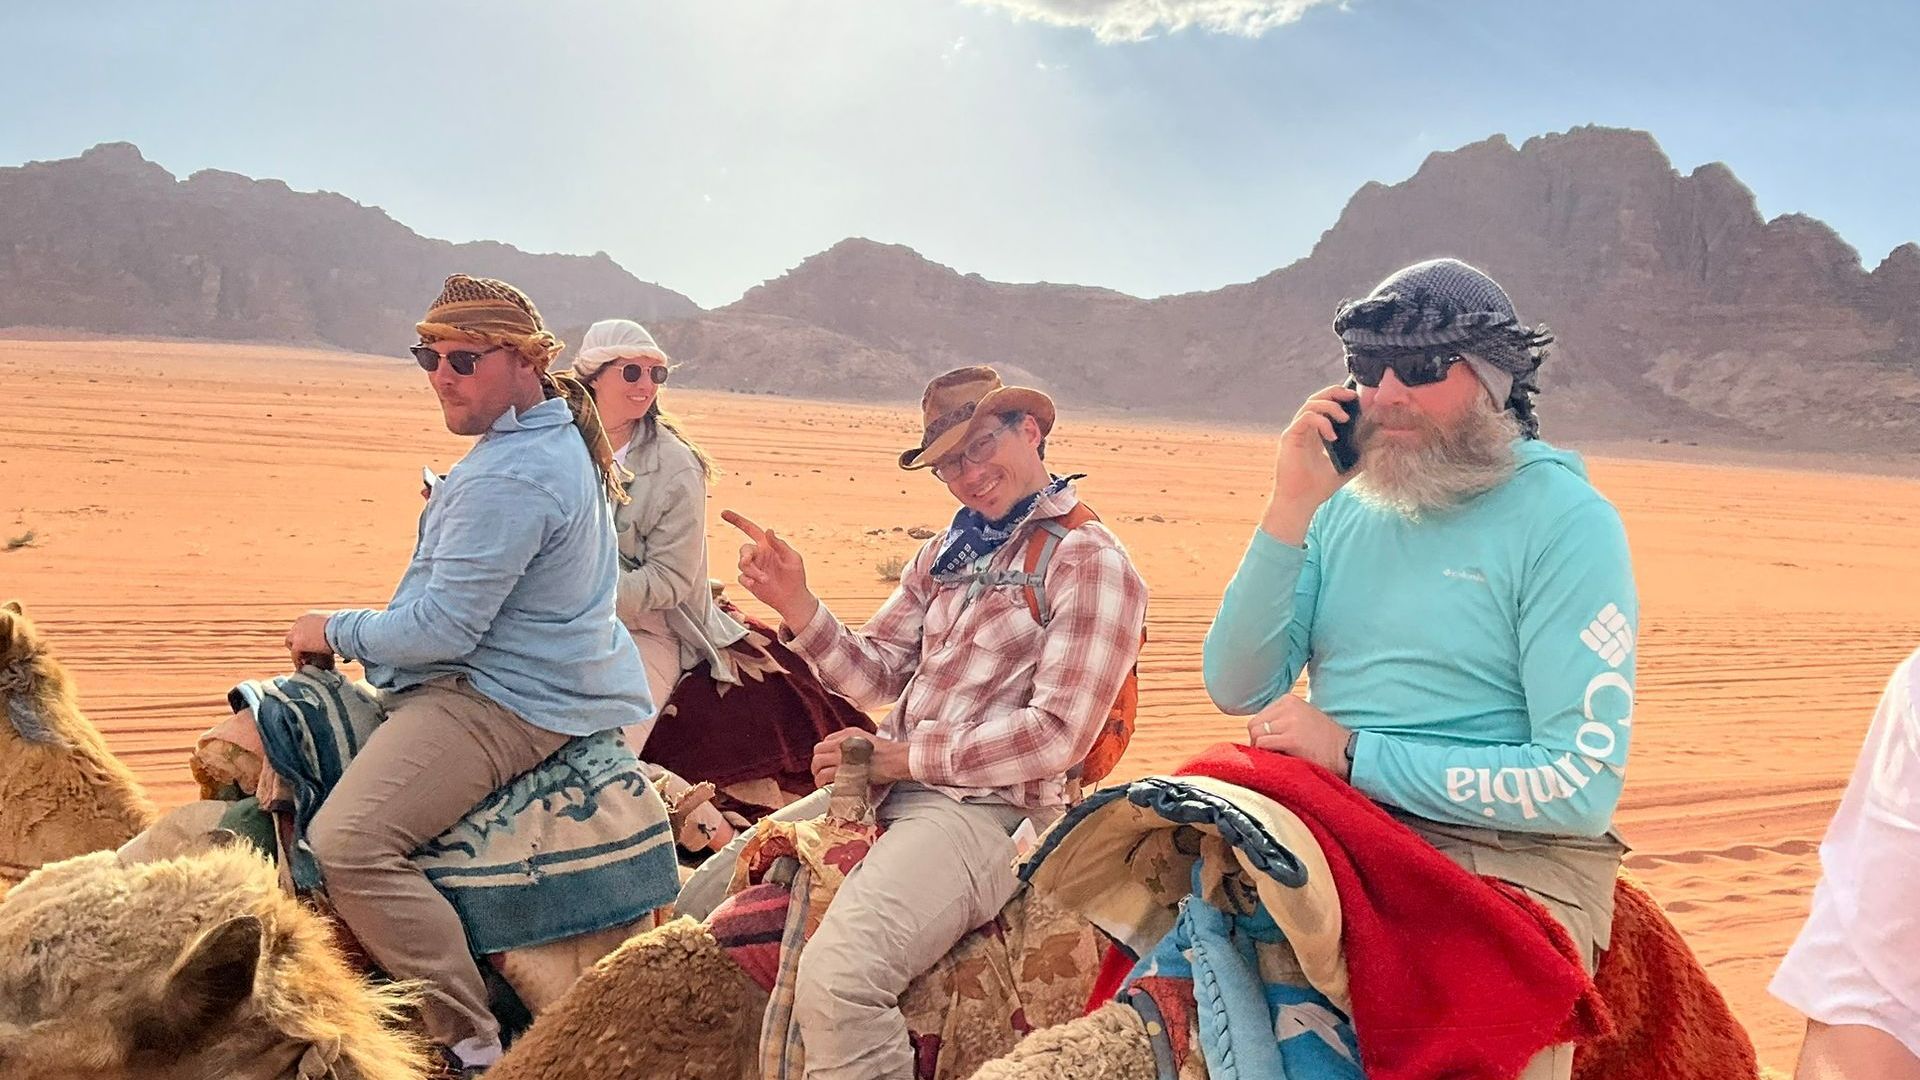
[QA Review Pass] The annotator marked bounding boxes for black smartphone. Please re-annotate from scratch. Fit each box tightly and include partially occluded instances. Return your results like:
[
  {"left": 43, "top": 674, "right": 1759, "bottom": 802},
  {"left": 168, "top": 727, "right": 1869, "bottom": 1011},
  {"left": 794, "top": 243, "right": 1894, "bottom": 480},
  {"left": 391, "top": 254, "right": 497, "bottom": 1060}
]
[{"left": 1324, "top": 379, "right": 1362, "bottom": 473}]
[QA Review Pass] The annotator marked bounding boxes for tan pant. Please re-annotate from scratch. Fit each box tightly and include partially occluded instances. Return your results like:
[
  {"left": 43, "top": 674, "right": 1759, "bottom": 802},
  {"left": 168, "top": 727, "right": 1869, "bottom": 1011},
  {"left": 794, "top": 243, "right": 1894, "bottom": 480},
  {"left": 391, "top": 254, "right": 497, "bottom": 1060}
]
[
  {"left": 622, "top": 612, "right": 681, "bottom": 753},
  {"left": 308, "top": 679, "right": 570, "bottom": 1048},
  {"left": 792, "top": 784, "right": 1053, "bottom": 1080},
  {"left": 1399, "top": 814, "right": 1627, "bottom": 1080}
]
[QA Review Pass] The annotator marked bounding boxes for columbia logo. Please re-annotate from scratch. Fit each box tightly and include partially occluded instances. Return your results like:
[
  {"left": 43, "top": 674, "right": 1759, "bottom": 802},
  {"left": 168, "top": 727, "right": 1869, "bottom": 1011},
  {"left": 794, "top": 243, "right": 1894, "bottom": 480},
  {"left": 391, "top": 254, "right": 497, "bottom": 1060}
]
[{"left": 1580, "top": 604, "right": 1633, "bottom": 669}]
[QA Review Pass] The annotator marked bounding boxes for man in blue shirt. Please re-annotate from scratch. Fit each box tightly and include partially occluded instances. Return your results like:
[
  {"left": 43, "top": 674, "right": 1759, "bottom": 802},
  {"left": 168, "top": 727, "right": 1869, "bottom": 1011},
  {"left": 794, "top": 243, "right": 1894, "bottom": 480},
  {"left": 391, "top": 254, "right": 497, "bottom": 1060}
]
[
  {"left": 281, "top": 274, "right": 654, "bottom": 1076},
  {"left": 1204, "top": 259, "right": 1637, "bottom": 1080}
]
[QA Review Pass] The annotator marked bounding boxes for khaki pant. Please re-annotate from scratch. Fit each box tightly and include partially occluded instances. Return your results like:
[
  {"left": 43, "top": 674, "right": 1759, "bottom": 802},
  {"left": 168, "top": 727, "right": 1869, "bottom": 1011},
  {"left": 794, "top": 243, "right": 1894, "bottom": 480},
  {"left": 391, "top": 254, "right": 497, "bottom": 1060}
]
[
  {"left": 677, "top": 784, "right": 1053, "bottom": 1080},
  {"left": 1398, "top": 813, "right": 1627, "bottom": 1080},
  {"left": 623, "top": 611, "right": 682, "bottom": 754},
  {"left": 794, "top": 785, "right": 1053, "bottom": 1080},
  {"left": 308, "top": 679, "right": 570, "bottom": 1048}
]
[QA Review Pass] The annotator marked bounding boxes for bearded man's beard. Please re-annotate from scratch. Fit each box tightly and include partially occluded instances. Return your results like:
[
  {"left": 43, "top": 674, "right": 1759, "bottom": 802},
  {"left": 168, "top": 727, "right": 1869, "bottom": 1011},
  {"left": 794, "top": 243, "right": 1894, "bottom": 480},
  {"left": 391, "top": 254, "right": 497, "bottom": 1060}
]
[{"left": 1349, "top": 399, "right": 1522, "bottom": 518}]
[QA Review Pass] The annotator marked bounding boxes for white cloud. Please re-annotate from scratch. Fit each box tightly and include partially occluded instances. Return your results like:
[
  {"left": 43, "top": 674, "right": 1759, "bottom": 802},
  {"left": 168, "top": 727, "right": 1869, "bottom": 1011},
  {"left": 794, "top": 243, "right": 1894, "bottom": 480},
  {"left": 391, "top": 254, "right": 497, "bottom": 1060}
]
[{"left": 966, "top": 0, "right": 1342, "bottom": 43}]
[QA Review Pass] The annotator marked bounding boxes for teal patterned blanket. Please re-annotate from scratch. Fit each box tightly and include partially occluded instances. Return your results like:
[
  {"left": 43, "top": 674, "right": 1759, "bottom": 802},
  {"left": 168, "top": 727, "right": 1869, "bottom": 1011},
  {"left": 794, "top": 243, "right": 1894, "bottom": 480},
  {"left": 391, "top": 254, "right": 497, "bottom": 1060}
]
[{"left": 228, "top": 667, "right": 678, "bottom": 954}]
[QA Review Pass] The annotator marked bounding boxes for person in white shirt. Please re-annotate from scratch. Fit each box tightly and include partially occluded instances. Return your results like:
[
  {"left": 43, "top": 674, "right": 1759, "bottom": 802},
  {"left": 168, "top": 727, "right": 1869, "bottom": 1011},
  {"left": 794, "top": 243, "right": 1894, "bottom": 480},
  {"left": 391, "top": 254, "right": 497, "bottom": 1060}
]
[{"left": 1771, "top": 647, "right": 1920, "bottom": 1079}]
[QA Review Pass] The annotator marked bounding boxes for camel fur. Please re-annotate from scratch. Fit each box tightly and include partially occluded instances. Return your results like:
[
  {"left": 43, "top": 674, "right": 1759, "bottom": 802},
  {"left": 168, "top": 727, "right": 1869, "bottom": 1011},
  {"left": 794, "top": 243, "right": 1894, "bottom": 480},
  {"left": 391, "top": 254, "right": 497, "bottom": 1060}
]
[
  {"left": 0, "top": 843, "right": 432, "bottom": 1080},
  {"left": 488, "top": 916, "right": 767, "bottom": 1080},
  {"left": 0, "top": 601, "right": 155, "bottom": 890},
  {"left": 968, "top": 999, "right": 1159, "bottom": 1080}
]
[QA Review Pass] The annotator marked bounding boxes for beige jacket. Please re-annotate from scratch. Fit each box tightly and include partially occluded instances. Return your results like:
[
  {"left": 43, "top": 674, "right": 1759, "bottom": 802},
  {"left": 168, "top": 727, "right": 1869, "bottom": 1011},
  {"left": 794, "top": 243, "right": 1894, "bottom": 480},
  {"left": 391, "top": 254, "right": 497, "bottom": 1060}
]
[{"left": 613, "top": 426, "right": 749, "bottom": 684}]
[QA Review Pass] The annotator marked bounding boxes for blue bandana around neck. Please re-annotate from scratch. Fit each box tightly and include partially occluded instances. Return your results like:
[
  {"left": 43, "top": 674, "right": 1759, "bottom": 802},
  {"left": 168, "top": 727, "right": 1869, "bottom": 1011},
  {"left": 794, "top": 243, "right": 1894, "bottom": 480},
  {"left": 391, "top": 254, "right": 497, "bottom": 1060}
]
[{"left": 930, "top": 474, "right": 1080, "bottom": 578}]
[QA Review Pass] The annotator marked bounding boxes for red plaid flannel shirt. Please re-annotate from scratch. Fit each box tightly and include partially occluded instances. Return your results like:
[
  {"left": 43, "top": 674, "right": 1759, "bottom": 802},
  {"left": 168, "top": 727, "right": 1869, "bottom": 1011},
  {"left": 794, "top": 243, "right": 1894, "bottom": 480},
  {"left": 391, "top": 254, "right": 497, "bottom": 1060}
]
[{"left": 785, "top": 483, "right": 1149, "bottom": 808}]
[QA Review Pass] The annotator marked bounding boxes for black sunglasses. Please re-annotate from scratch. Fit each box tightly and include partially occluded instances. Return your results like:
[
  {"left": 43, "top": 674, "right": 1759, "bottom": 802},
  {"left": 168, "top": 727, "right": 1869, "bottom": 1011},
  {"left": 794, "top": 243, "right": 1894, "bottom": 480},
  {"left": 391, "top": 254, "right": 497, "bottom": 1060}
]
[
  {"left": 617, "top": 362, "right": 670, "bottom": 385},
  {"left": 411, "top": 344, "right": 504, "bottom": 376},
  {"left": 1345, "top": 350, "right": 1466, "bottom": 388}
]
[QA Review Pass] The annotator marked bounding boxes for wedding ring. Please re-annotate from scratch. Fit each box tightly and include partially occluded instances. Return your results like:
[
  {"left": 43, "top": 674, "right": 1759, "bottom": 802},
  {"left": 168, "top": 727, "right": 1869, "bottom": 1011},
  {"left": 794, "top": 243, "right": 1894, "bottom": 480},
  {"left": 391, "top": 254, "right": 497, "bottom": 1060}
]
[{"left": 1261, "top": 720, "right": 1271, "bottom": 736}]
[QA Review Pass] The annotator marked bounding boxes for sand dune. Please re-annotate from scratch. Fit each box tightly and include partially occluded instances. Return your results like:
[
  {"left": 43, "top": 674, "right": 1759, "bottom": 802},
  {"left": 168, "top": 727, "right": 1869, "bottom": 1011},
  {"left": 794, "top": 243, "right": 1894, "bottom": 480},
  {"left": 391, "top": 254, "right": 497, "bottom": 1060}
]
[{"left": 7, "top": 338, "right": 1919, "bottom": 1069}]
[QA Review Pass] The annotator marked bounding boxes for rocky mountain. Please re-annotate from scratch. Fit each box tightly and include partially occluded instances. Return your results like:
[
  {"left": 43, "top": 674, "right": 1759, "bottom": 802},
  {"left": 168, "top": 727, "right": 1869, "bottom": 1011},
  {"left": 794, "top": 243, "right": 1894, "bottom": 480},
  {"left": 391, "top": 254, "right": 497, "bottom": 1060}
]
[
  {"left": 655, "top": 127, "right": 1919, "bottom": 451},
  {"left": 0, "top": 143, "right": 697, "bottom": 354},
  {"left": 6, "top": 131, "right": 1914, "bottom": 453}
]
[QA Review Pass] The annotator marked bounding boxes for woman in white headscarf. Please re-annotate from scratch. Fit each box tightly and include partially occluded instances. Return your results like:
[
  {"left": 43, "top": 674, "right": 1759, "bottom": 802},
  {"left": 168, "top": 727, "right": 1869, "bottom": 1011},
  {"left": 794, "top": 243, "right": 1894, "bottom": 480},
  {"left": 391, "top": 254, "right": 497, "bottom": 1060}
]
[
  {"left": 571, "top": 318, "right": 746, "bottom": 746},
  {"left": 570, "top": 319, "right": 873, "bottom": 827}
]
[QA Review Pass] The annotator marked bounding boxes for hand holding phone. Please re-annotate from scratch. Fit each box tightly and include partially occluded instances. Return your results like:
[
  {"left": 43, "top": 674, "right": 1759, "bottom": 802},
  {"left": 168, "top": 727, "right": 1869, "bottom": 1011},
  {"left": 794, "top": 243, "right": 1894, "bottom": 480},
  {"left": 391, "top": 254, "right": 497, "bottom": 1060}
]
[{"left": 1264, "top": 382, "right": 1362, "bottom": 545}]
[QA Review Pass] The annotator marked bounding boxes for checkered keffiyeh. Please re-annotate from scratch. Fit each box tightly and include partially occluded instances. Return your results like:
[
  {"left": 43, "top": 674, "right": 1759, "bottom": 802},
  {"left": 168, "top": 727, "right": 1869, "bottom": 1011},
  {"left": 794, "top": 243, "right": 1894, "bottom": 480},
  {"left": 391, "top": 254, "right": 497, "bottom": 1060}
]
[
  {"left": 1333, "top": 258, "right": 1553, "bottom": 438},
  {"left": 1333, "top": 258, "right": 1521, "bottom": 349},
  {"left": 415, "top": 273, "right": 562, "bottom": 363},
  {"left": 785, "top": 481, "right": 1148, "bottom": 808}
]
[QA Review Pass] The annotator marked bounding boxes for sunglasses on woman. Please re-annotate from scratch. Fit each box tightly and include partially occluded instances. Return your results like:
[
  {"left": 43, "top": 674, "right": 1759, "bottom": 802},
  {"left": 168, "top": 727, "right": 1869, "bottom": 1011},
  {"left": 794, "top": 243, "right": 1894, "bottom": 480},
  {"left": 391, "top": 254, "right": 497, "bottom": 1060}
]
[
  {"left": 616, "top": 362, "right": 671, "bottom": 385},
  {"left": 411, "top": 344, "right": 504, "bottom": 376},
  {"left": 1345, "top": 349, "right": 1467, "bottom": 388}
]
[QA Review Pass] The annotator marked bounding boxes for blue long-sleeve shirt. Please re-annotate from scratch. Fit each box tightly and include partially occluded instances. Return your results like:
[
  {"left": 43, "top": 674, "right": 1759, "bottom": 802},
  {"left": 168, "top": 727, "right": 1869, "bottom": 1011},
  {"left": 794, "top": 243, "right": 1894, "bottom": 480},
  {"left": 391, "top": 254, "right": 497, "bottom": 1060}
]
[
  {"left": 327, "top": 397, "right": 655, "bottom": 738},
  {"left": 1203, "top": 440, "right": 1638, "bottom": 837}
]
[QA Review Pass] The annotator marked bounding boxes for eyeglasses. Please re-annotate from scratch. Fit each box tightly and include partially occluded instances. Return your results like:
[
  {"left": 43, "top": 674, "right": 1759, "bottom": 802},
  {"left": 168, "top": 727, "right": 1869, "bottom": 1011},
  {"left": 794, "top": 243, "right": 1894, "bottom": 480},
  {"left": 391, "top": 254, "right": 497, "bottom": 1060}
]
[
  {"left": 1345, "top": 350, "right": 1467, "bottom": 388},
  {"left": 930, "top": 421, "right": 1017, "bottom": 482},
  {"left": 618, "top": 362, "right": 670, "bottom": 385},
  {"left": 411, "top": 344, "right": 505, "bottom": 376}
]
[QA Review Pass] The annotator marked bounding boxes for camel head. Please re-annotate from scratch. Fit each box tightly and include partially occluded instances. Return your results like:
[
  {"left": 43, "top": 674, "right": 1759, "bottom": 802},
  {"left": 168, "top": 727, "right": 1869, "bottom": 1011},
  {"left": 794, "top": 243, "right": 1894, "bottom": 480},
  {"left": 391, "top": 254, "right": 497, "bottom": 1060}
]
[
  {"left": 0, "top": 601, "right": 156, "bottom": 882},
  {"left": 0, "top": 845, "right": 432, "bottom": 1080},
  {"left": 0, "top": 600, "right": 51, "bottom": 721},
  {"left": 1, "top": 599, "right": 72, "bottom": 757}
]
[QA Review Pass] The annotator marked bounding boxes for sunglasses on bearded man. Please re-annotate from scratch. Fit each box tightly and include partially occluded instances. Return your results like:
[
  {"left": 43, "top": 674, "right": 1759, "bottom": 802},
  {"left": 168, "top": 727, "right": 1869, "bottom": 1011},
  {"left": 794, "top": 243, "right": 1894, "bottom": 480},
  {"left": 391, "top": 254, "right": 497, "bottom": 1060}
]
[
  {"left": 411, "top": 344, "right": 504, "bottom": 376},
  {"left": 1344, "top": 349, "right": 1468, "bottom": 388}
]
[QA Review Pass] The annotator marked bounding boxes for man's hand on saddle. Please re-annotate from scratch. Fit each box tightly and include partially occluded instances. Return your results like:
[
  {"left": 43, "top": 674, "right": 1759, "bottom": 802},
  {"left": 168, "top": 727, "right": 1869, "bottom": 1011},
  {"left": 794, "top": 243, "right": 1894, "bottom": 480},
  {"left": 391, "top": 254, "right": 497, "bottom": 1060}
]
[
  {"left": 1248, "top": 694, "right": 1353, "bottom": 781},
  {"left": 1261, "top": 383, "right": 1360, "bottom": 546},
  {"left": 811, "top": 727, "right": 912, "bottom": 789},
  {"left": 722, "top": 509, "right": 821, "bottom": 629},
  {"left": 284, "top": 610, "right": 335, "bottom": 669}
]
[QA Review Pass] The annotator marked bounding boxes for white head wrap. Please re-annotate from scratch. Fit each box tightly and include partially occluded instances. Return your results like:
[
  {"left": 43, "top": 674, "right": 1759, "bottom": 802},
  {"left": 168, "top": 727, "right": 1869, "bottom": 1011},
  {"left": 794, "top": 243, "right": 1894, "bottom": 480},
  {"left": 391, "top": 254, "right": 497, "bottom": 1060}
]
[{"left": 569, "top": 318, "right": 669, "bottom": 381}]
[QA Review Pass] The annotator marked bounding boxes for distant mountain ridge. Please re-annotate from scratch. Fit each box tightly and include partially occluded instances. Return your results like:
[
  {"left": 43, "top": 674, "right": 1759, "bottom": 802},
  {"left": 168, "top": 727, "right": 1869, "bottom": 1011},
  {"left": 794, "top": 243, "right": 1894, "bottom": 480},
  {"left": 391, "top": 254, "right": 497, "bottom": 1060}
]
[
  {"left": 0, "top": 143, "right": 697, "bottom": 355},
  {"left": 4, "top": 131, "right": 1915, "bottom": 452},
  {"left": 653, "top": 126, "right": 1919, "bottom": 451}
]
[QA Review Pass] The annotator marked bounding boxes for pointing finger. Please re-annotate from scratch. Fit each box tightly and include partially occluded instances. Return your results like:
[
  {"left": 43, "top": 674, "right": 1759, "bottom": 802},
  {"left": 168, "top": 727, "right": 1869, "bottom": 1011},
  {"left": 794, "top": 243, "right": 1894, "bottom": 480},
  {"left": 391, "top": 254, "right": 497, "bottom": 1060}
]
[{"left": 720, "top": 510, "right": 769, "bottom": 545}]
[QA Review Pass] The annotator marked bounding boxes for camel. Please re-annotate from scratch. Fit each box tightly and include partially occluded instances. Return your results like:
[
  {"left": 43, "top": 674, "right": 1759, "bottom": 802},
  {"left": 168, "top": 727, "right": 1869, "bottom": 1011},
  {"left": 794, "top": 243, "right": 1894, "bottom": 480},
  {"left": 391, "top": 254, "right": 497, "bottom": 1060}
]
[
  {"left": 487, "top": 737, "right": 1104, "bottom": 1080},
  {"left": 0, "top": 840, "right": 433, "bottom": 1080},
  {"left": 0, "top": 601, "right": 660, "bottom": 1015},
  {"left": 0, "top": 601, "right": 155, "bottom": 893}
]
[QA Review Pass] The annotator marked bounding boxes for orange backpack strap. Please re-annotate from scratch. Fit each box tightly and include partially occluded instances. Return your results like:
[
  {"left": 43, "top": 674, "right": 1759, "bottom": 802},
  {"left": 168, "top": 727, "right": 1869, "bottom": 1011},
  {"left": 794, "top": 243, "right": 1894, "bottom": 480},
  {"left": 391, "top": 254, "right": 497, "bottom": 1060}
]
[{"left": 1020, "top": 502, "right": 1099, "bottom": 625}]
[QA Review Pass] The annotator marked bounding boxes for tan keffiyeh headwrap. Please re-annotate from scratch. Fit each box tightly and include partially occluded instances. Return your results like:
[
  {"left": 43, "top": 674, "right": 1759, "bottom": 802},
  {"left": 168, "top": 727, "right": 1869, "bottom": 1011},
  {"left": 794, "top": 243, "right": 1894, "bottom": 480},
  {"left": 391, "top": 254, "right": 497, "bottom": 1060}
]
[{"left": 417, "top": 274, "right": 628, "bottom": 504}]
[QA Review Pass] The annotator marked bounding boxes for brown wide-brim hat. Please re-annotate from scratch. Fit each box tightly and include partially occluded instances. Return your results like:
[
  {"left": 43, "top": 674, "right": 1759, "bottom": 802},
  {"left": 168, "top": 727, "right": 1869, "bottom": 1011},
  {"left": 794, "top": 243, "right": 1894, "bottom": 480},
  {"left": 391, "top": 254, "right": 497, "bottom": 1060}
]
[{"left": 899, "top": 366, "right": 1056, "bottom": 471}]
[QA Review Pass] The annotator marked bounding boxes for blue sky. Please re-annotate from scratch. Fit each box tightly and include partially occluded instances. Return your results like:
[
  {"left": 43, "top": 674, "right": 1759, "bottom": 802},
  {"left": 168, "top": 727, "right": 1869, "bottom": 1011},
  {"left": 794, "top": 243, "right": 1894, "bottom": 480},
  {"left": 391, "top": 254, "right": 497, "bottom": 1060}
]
[{"left": 2, "top": 0, "right": 1914, "bottom": 307}]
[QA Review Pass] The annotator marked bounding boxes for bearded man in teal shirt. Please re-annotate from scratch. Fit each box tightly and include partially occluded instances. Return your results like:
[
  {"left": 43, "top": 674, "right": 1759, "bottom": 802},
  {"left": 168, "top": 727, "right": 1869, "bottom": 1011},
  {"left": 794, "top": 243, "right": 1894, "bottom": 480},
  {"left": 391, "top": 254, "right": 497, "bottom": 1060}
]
[{"left": 1204, "top": 258, "right": 1637, "bottom": 1080}]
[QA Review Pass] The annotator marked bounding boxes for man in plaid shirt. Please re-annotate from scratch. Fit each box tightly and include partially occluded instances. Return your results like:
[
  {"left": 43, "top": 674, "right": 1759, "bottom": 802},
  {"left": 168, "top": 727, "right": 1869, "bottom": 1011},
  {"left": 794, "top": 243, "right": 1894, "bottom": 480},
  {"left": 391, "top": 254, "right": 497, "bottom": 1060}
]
[{"left": 713, "top": 366, "right": 1149, "bottom": 1080}]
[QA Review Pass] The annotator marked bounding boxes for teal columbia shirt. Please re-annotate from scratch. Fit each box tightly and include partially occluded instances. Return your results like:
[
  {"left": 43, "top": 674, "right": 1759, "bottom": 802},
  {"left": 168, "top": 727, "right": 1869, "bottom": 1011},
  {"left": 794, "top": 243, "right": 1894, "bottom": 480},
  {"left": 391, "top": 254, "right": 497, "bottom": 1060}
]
[
  {"left": 1203, "top": 440, "right": 1637, "bottom": 837},
  {"left": 326, "top": 397, "right": 655, "bottom": 738}
]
